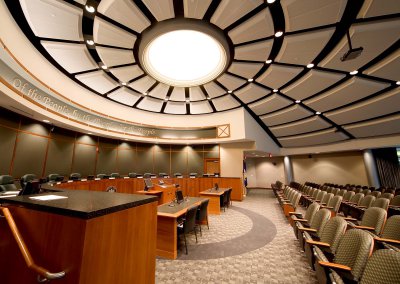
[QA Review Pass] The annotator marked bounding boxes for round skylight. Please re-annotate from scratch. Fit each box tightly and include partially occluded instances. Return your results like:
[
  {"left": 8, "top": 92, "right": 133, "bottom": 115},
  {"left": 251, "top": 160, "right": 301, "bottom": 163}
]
[{"left": 142, "top": 30, "right": 227, "bottom": 87}]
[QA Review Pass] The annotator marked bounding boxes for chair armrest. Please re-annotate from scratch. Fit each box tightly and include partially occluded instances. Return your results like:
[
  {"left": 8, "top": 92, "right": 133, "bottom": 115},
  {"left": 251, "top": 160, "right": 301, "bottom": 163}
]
[
  {"left": 320, "top": 202, "right": 326, "bottom": 205},
  {"left": 288, "top": 211, "right": 301, "bottom": 216},
  {"left": 306, "top": 240, "right": 330, "bottom": 248},
  {"left": 293, "top": 218, "right": 308, "bottom": 222},
  {"left": 318, "top": 261, "right": 351, "bottom": 271},
  {"left": 298, "top": 227, "right": 317, "bottom": 233},
  {"left": 357, "top": 205, "right": 367, "bottom": 208},
  {"left": 323, "top": 206, "right": 334, "bottom": 209},
  {"left": 344, "top": 217, "right": 357, "bottom": 221},
  {"left": 354, "top": 225, "right": 375, "bottom": 231},
  {"left": 389, "top": 205, "right": 400, "bottom": 208},
  {"left": 375, "top": 237, "right": 400, "bottom": 245}
]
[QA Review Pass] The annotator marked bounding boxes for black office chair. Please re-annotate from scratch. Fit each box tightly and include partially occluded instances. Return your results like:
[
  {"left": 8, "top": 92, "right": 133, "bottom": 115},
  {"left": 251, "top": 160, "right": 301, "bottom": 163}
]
[
  {"left": 128, "top": 172, "right": 137, "bottom": 178},
  {"left": 196, "top": 199, "right": 210, "bottom": 235},
  {"left": 189, "top": 173, "right": 197, "bottom": 178},
  {"left": 159, "top": 172, "right": 168, "bottom": 178},
  {"left": 143, "top": 173, "right": 152, "bottom": 178},
  {"left": 110, "top": 173, "right": 120, "bottom": 178},
  {"left": 47, "top": 173, "right": 60, "bottom": 182},
  {"left": 20, "top": 174, "right": 36, "bottom": 189},
  {"left": 178, "top": 205, "right": 199, "bottom": 255},
  {"left": 97, "top": 174, "right": 107, "bottom": 179},
  {"left": 220, "top": 191, "right": 229, "bottom": 212},
  {"left": 0, "top": 175, "right": 18, "bottom": 192},
  {"left": 69, "top": 173, "right": 81, "bottom": 181},
  {"left": 226, "top": 188, "right": 233, "bottom": 207}
]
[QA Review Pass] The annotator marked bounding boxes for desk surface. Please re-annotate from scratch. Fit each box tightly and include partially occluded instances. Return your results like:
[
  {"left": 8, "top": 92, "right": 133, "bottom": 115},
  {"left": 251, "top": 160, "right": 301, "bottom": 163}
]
[
  {"left": 199, "top": 188, "right": 231, "bottom": 196},
  {"left": 0, "top": 185, "right": 157, "bottom": 219},
  {"left": 157, "top": 197, "right": 205, "bottom": 218}
]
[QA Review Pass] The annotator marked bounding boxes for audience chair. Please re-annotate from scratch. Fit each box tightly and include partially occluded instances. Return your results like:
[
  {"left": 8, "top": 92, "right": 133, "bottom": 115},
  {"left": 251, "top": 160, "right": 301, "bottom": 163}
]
[
  {"left": 329, "top": 249, "right": 400, "bottom": 284},
  {"left": 389, "top": 195, "right": 400, "bottom": 207},
  {"left": 371, "top": 198, "right": 390, "bottom": 211},
  {"left": 331, "top": 188, "right": 340, "bottom": 196},
  {"left": 297, "top": 209, "right": 331, "bottom": 250},
  {"left": 178, "top": 205, "right": 199, "bottom": 255},
  {"left": 69, "top": 173, "right": 81, "bottom": 180},
  {"left": 314, "top": 229, "right": 374, "bottom": 284},
  {"left": 381, "top": 192, "right": 394, "bottom": 200},
  {"left": 196, "top": 199, "right": 210, "bottom": 235},
  {"left": 346, "top": 207, "right": 387, "bottom": 235},
  {"left": 282, "top": 191, "right": 301, "bottom": 217},
  {"left": 143, "top": 173, "right": 152, "bottom": 178},
  {"left": 20, "top": 174, "right": 36, "bottom": 189},
  {"left": 321, "top": 196, "right": 343, "bottom": 217},
  {"left": 290, "top": 202, "right": 320, "bottom": 235},
  {"left": 304, "top": 216, "right": 348, "bottom": 269},
  {"left": 319, "top": 193, "right": 334, "bottom": 206},
  {"left": 373, "top": 215, "right": 400, "bottom": 251},
  {"left": 342, "top": 191, "right": 355, "bottom": 202},
  {"left": 369, "top": 191, "right": 382, "bottom": 198},
  {"left": 0, "top": 175, "right": 18, "bottom": 192},
  {"left": 336, "top": 189, "right": 347, "bottom": 197}
]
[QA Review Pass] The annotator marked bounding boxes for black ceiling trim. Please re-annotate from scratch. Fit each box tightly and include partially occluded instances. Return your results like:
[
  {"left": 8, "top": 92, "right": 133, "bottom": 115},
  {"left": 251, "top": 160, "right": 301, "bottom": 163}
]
[
  {"left": 132, "top": 0, "right": 157, "bottom": 23},
  {"left": 354, "top": 13, "right": 400, "bottom": 24},
  {"left": 102, "top": 85, "right": 121, "bottom": 97},
  {"left": 160, "top": 86, "right": 173, "bottom": 113},
  {"left": 266, "top": 114, "right": 317, "bottom": 128},
  {"left": 173, "top": 0, "right": 184, "bottom": 18},
  {"left": 275, "top": 126, "right": 339, "bottom": 139},
  {"left": 37, "top": 37, "right": 83, "bottom": 44},
  {"left": 71, "top": 68, "right": 100, "bottom": 76},
  {"left": 202, "top": 0, "right": 222, "bottom": 22},
  {"left": 127, "top": 73, "right": 147, "bottom": 85},
  {"left": 223, "top": 4, "right": 267, "bottom": 32},
  {"left": 199, "top": 85, "right": 217, "bottom": 112},
  {"left": 94, "top": 43, "right": 133, "bottom": 51},
  {"left": 233, "top": 59, "right": 265, "bottom": 64},
  {"left": 342, "top": 111, "right": 400, "bottom": 127}
]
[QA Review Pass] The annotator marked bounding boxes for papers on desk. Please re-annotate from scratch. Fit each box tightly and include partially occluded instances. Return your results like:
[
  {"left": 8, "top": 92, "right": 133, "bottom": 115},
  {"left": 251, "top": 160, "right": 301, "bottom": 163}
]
[
  {"left": 29, "top": 195, "right": 68, "bottom": 201},
  {"left": 123, "top": 177, "right": 130, "bottom": 179},
  {"left": 109, "top": 177, "right": 116, "bottom": 180},
  {"left": 137, "top": 176, "right": 143, "bottom": 179},
  {"left": 67, "top": 180, "right": 73, "bottom": 183},
  {"left": 95, "top": 178, "right": 101, "bottom": 180},
  {"left": 81, "top": 179, "right": 87, "bottom": 181},
  {"left": 0, "top": 191, "right": 20, "bottom": 198}
]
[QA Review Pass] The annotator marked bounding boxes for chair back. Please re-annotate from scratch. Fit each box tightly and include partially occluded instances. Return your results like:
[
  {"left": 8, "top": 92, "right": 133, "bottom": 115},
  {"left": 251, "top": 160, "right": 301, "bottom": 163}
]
[
  {"left": 227, "top": 188, "right": 232, "bottom": 204},
  {"left": 20, "top": 174, "right": 36, "bottom": 188},
  {"left": 143, "top": 173, "right": 152, "bottom": 178},
  {"left": 371, "top": 198, "right": 389, "bottom": 211},
  {"left": 360, "top": 249, "right": 400, "bottom": 284},
  {"left": 321, "top": 193, "right": 333, "bottom": 205},
  {"left": 69, "top": 173, "right": 81, "bottom": 180},
  {"left": 360, "top": 207, "right": 387, "bottom": 235},
  {"left": 316, "top": 191, "right": 326, "bottom": 202},
  {"left": 97, "top": 174, "right": 106, "bottom": 179},
  {"left": 331, "top": 188, "right": 340, "bottom": 195},
  {"left": 381, "top": 215, "right": 400, "bottom": 240},
  {"left": 196, "top": 199, "right": 209, "bottom": 222},
  {"left": 354, "top": 187, "right": 363, "bottom": 194},
  {"left": 312, "top": 189, "right": 321, "bottom": 199},
  {"left": 47, "top": 173, "right": 59, "bottom": 182},
  {"left": 310, "top": 209, "right": 331, "bottom": 237},
  {"left": 381, "top": 193, "right": 394, "bottom": 200},
  {"left": 305, "top": 202, "right": 320, "bottom": 222},
  {"left": 362, "top": 189, "right": 371, "bottom": 196},
  {"left": 360, "top": 195, "right": 376, "bottom": 209},
  {"left": 183, "top": 205, "right": 199, "bottom": 234},
  {"left": 291, "top": 192, "right": 301, "bottom": 208},
  {"left": 110, "top": 173, "right": 120, "bottom": 178},
  {"left": 326, "top": 187, "right": 332, "bottom": 194},
  {"left": 389, "top": 195, "right": 400, "bottom": 206},
  {"left": 350, "top": 193, "right": 365, "bottom": 205},
  {"left": 334, "top": 229, "right": 374, "bottom": 281},
  {"left": 369, "top": 191, "right": 381, "bottom": 198},
  {"left": 343, "top": 191, "right": 355, "bottom": 201},
  {"left": 128, "top": 172, "right": 137, "bottom": 178},
  {"left": 328, "top": 196, "right": 343, "bottom": 213},
  {"left": 319, "top": 216, "right": 348, "bottom": 254},
  {"left": 0, "top": 175, "right": 17, "bottom": 192},
  {"left": 336, "top": 189, "right": 347, "bottom": 197}
]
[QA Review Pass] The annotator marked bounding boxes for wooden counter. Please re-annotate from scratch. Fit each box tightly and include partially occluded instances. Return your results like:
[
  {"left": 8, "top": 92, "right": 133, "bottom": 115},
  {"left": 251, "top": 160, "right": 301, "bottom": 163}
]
[
  {"left": 199, "top": 188, "right": 230, "bottom": 215},
  {"left": 136, "top": 183, "right": 176, "bottom": 205},
  {"left": 0, "top": 187, "right": 158, "bottom": 284},
  {"left": 55, "top": 177, "right": 244, "bottom": 201}
]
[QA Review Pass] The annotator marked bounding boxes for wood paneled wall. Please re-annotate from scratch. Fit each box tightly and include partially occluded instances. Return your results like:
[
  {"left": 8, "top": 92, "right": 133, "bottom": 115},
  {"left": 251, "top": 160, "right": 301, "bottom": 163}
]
[{"left": 0, "top": 108, "right": 219, "bottom": 178}]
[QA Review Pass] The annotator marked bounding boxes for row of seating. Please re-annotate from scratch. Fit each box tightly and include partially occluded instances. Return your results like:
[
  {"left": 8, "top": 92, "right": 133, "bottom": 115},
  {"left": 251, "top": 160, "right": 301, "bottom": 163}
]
[{"left": 273, "top": 182, "right": 400, "bottom": 284}]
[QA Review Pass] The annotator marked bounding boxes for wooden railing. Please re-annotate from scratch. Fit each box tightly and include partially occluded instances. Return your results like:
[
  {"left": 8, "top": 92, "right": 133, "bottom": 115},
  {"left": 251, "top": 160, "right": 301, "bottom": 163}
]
[{"left": 0, "top": 207, "right": 65, "bottom": 282}]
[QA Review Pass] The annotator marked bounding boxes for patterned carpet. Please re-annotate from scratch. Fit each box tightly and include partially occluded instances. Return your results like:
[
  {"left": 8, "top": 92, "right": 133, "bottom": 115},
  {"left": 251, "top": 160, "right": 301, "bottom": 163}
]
[{"left": 156, "top": 189, "right": 318, "bottom": 283}]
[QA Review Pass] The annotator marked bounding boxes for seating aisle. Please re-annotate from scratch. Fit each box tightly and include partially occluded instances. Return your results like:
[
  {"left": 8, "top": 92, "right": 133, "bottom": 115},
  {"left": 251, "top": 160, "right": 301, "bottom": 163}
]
[{"left": 156, "top": 189, "right": 317, "bottom": 283}]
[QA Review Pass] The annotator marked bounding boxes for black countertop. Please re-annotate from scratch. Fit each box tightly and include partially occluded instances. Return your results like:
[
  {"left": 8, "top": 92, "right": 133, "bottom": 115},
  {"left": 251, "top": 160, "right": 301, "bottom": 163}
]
[{"left": 0, "top": 185, "right": 158, "bottom": 219}]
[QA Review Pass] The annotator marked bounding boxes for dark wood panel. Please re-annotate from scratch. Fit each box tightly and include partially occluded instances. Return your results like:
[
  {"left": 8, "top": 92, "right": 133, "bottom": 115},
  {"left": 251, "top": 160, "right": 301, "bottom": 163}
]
[
  {"left": 154, "top": 151, "right": 170, "bottom": 175},
  {"left": 0, "top": 126, "right": 17, "bottom": 174},
  {"left": 45, "top": 138, "right": 74, "bottom": 176},
  {"left": 171, "top": 151, "right": 187, "bottom": 176},
  {"left": 117, "top": 149, "right": 137, "bottom": 175},
  {"left": 96, "top": 146, "right": 117, "bottom": 174},
  {"left": 136, "top": 148, "right": 154, "bottom": 174},
  {"left": 72, "top": 144, "right": 96, "bottom": 177}
]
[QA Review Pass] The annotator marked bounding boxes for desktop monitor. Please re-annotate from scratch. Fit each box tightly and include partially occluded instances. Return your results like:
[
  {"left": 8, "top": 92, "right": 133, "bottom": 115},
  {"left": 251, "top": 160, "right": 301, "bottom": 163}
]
[
  {"left": 175, "top": 190, "right": 184, "bottom": 204},
  {"left": 18, "top": 181, "right": 41, "bottom": 196},
  {"left": 144, "top": 179, "right": 153, "bottom": 191}
]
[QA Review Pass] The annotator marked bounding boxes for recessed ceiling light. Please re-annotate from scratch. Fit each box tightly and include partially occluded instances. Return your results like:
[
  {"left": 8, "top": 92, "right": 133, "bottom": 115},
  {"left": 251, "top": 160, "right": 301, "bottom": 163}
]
[
  {"left": 228, "top": 90, "right": 232, "bottom": 93},
  {"left": 265, "top": 59, "right": 272, "bottom": 64},
  {"left": 275, "top": 31, "right": 283, "bottom": 37},
  {"left": 85, "top": 5, "right": 95, "bottom": 13},
  {"left": 86, "top": 39, "right": 94, "bottom": 45},
  {"left": 248, "top": 78, "right": 253, "bottom": 82},
  {"left": 124, "top": 138, "right": 129, "bottom": 141},
  {"left": 396, "top": 81, "right": 400, "bottom": 85},
  {"left": 273, "top": 89, "right": 278, "bottom": 93},
  {"left": 307, "top": 63, "right": 314, "bottom": 68},
  {"left": 164, "top": 98, "right": 169, "bottom": 101},
  {"left": 101, "top": 64, "right": 107, "bottom": 70},
  {"left": 207, "top": 97, "right": 211, "bottom": 100},
  {"left": 143, "top": 92, "right": 148, "bottom": 95},
  {"left": 316, "top": 111, "right": 321, "bottom": 115},
  {"left": 42, "top": 119, "right": 50, "bottom": 123},
  {"left": 121, "top": 82, "right": 127, "bottom": 86},
  {"left": 349, "top": 70, "right": 358, "bottom": 75},
  {"left": 142, "top": 30, "right": 227, "bottom": 87},
  {"left": 295, "top": 100, "right": 301, "bottom": 103},
  {"left": 267, "top": 0, "right": 276, "bottom": 3},
  {"left": 88, "top": 132, "right": 92, "bottom": 135},
  {"left": 186, "top": 99, "right": 190, "bottom": 103}
]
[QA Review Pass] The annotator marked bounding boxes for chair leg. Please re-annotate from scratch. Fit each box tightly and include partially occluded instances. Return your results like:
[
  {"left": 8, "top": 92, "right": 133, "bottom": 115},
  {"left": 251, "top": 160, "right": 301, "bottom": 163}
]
[
  {"left": 194, "top": 227, "right": 198, "bottom": 243},
  {"left": 199, "top": 224, "right": 202, "bottom": 236},
  {"left": 184, "top": 234, "right": 188, "bottom": 255},
  {"left": 207, "top": 217, "right": 209, "bottom": 229}
]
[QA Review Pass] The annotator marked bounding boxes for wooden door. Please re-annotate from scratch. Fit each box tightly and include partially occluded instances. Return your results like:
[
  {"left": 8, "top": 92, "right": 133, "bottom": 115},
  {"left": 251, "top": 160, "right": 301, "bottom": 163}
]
[{"left": 204, "top": 158, "right": 220, "bottom": 175}]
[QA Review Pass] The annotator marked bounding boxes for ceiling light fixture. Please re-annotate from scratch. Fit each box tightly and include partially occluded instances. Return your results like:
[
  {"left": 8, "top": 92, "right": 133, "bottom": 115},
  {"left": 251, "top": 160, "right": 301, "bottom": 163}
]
[
  {"left": 42, "top": 119, "right": 50, "bottom": 123},
  {"left": 267, "top": 0, "right": 276, "bottom": 3},
  {"left": 307, "top": 63, "right": 314, "bottom": 68},
  {"left": 341, "top": 31, "right": 363, "bottom": 62},
  {"left": 85, "top": 5, "right": 95, "bottom": 13},
  {"left": 88, "top": 132, "right": 92, "bottom": 135},
  {"left": 349, "top": 70, "right": 358, "bottom": 75},
  {"left": 396, "top": 81, "right": 400, "bottom": 85},
  {"left": 121, "top": 82, "right": 127, "bottom": 86},
  {"left": 265, "top": 59, "right": 272, "bottom": 64},
  {"left": 316, "top": 111, "right": 321, "bottom": 115},
  {"left": 295, "top": 100, "right": 301, "bottom": 103},
  {"left": 101, "top": 64, "right": 107, "bottom": 70},
  {"left": 228, "top": 90, "right": 232, "bottom": 93},
  {"left": 86, "top": 39, "right": 94, "bottom": 45},
  {"left": 140, "top": 22, "right": 230, "bottom": 87},
  {"left": 248, "top": 78, "right": 254, "bottom": 82},
  {"left": 273, "top": 89, "right": 278, "bottom": 93},
  {"left": 274, "top": 31, "right": 283, "bottom": 37}
]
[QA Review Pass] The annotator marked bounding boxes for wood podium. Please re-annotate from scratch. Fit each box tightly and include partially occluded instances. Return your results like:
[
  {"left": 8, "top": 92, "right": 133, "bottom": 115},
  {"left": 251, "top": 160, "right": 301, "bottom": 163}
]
[{"left": 137, "top": 183, "right": 176, "bottom": 205}]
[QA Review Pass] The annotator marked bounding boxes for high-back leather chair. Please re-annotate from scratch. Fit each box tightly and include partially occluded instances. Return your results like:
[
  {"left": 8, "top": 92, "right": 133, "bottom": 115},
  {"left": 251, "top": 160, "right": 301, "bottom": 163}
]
[
  {"left": 47, "top": 173, "right": 60, "bottom": 182},
  {"left": 128, "top": 173, "right": 137, "bottom": 178},
  {"left": 69, "top": 173, "right": 81, "bottom": 180},
  {"left": 196, "top": 199, "right": 209, "bottom": 234},
  {"left": 178, "top": 205, "right": 199, "bottom": 254},
  {"left": 20, "top": 174, "right": 36, "bottom": 189},
  {"left": 110, "top": 173, "right": 120, "bottom": 178},
  {"left": 0, "top": 175, "right": 18, "bottom": 192}
]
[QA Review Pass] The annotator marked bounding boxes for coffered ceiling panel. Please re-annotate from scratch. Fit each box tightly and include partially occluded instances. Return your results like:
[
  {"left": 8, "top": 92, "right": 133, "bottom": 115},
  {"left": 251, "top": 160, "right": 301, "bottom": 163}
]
[
  {"left": 20, "top": 0, "right": 83, "bottom": 41},
  {"left": 107, "top": 87, "right": 141, "bottom": 106},
  {"left": 249, "top": 94, "right": 292, "bottom": 115},
  {"left": 304, "top": 77, "right": 390, "bottom": 112},
  {"left": 325, "top": 88, "right": 400, "bottom": 125},
  {"left": 257, "top": 65, "right": 303, "bottom": 89},
  {"left": 364, "top": 50, "right": 400, "bottom": 81},
  {"left": 142, "top": 0, "right": 174, "bottom": 22},
  {"left": 97, "top": 0, "right": 150, "bottom": 32},
  {"left": 320, "top": 19, "right": 400, "bottom": 72},
  {"left": 261, "top": 105, "right": 313, "bottom": 127},
  {"left": 137, "top": 96, "right": 163, "bottom": 112},
  {"left": 228, "top": 8, "right": 274, "bottom": 44},
  {"left": 282, "top": 70, "right": 345, "bottom": 101},
  {"left": 183, "top": 0, "right": 212, "bottom": 20},
  {"left": 41, "top": 41, "right": 97, "bottom": 73},
  {"left": 344, "top": 114, "right": 400, "bottom": 138},
  {"left": 228, "top": 62, "right": 263, "bottom": 80},
  {"left": 164, "top": 102, "right": 187, "bottom": 115},
  {"left": 234, "top": 40, "right": 273, "bottom": 62},
  {"left": 270, "top": 116, "right": 331, "bottom": 137},
  {"left": 211, "top": 0, "right": 263, "bottom": 30},
  {"left": 109, "top": 65, "right": 143, "bottom": 83},
  {"left": 96, "top": 47, "right": 135, "bottom": 68},
  {"left": 203, "top": 82, "right": 226, "bottom": 98},
  {"left": 235, "top": 84, "right": 269, "bottom": 104},
  {"left": 282, "top": 0, "right": 347, "bottom": 32},
  {"left": 93, "top": 17, "right": 136, "bottom": 49},
  {"left": 279, "top": 129, "right": 348, "bottom": 148},
  {"left": 190, "top": 101, "right": 213, "bottom": 114},
  {"left": 212, "top": 95, "right": 240, "bottom": 111},
  {"left": 6, "top": 0, "right": 400, "bottom": 147},
  {"left": 75, "top": 70, "right": 118, "bottom": 94}
]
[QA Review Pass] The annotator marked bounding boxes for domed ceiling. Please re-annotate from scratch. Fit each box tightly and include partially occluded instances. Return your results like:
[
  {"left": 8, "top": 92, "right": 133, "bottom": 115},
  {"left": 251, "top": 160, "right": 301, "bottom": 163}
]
[{"left": 3, "top": 0, "right": 400, "bottom": 147}]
